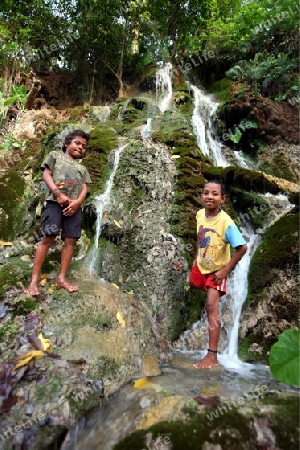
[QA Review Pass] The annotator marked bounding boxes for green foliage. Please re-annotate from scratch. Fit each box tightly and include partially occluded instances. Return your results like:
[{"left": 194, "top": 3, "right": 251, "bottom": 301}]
[
  {"left": 0, "top": 0, "right": 298, "bottom": 104},
  {"left": 0, "top": 91, "right": 8, "bottom": 129},
  {"left": 229, "top": 119, "right": 258, "bottom": 144},
  {"left": 269, "top": 328, "right": 300, "bottom": 386},
  {"left": 0, "top": 133, "right": 27, "bottom": 151},
  {"left": 4, "top": 84, "right": 27, "bottom": 109},
  {"left": 226, "top": 53, "right": 299, "bottom": 97}
]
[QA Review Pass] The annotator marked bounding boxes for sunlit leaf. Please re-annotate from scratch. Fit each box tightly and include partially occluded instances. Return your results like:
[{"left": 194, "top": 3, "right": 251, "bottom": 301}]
[{"left": 269, "top": 328, "right": 300, "bottom": 386}]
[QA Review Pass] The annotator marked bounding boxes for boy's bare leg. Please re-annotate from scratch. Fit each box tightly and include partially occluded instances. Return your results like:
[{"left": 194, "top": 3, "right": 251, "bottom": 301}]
[
  {"left": 24, "top": 235, "right": 56, "bottom": 296},
  {"left": 56, "top": 237, "right": 78, "bottom": 292},
  {"left": 193, "top": 287, "right": 221, "bottom": 369}
]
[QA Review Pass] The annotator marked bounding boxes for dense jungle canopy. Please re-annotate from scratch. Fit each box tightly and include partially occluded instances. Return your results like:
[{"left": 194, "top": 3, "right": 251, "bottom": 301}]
[{"left": 0, "top": 0, "right": 299, "bottom": 104}]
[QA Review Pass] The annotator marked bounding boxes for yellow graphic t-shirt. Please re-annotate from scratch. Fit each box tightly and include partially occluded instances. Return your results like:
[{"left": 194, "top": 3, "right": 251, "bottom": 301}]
[{"left": 196, "top": 209, "right": 246, "bottom": 274}]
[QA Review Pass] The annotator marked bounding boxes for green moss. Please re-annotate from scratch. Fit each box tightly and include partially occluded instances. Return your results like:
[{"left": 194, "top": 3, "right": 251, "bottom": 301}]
[
  {"left": 268, "top": 395, "right": 299, "bottom": 448},
  {"left": 13, "top": 297, "right": 38, "bottom": 316},
  {"left": 183, "top": 288, "right": 207, "bottom": 330},
  {"left": 0, "top": 321, "right": 20, "bottom": 343},
  {"left": 83, "top": 126, "right": 118, "bottom": 195},
  {"left": 34, "top": 373, "right": 65, "bottom": 404},
  {"left": 230, "top": 188, "right": 270, "bottom": 229},
  {"left": 210, "top": 78, "right": 233, "bottom": 102},
  {"left": 0, "top": 169, "right": 28, "bottom": 240},
  {"left": 89, "top": 126, "right": 118, "bottom": 153},
  {"left": 68, "top": 106, "right": 93, "bottom": 121},
  {"left": 238, "top": 335, "right": 268, "bottom": 361},
  {"left": 113, "top": 408, "right": 256, "bottom": 450},
  {"left": 0, "top": 259, "right": 32, "bottom": 298},
  {"left": 248, "top": 212, "right": 299, "bottom": 295},
  {"left": 260, "top": 154, "right": 298, "bottom": 183},
  {"left": 202, "top": 165, "right": 280, "bottom": 195}
]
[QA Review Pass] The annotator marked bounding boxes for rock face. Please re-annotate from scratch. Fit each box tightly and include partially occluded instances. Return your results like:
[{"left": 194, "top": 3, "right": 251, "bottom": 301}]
[
  {"left": 90, "top": 139, "right": 189, "bottom": 341},
  {"left": 215, "top": 94, "right": 299, "bottom": 159},
  {"left": 257, "top": 141, "right": 300, "bottom": 184},
  {"left": 239, "top": 211, "right": 299, "bottom": 357},
  {"left": 0, "top": 271, "right": 161, "bottom": 450}
]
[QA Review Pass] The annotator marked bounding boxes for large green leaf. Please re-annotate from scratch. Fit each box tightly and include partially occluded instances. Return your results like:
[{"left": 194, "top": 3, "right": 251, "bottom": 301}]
[{"left": 269, "top": 328, "right": 300, "bottom": 386}]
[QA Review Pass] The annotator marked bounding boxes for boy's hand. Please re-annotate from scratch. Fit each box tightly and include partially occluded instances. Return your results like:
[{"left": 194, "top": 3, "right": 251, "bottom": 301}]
[
  {"left": 62, "top": 199, "right": 80, "bottom": 216},
  {"left": 211, "top": 268, "right": 229, "bottom": 284},
  {"left": 56, "top": 193, "right": 70, "bottom": 208}
]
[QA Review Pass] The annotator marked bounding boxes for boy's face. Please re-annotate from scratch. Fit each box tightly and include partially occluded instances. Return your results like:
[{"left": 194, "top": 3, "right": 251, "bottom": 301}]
[
  {"left": 201, "top": 183, "right": 226, "bottom": 211},
  {"left": 65, "top": 136, "right": 87, "bottom": 160}
]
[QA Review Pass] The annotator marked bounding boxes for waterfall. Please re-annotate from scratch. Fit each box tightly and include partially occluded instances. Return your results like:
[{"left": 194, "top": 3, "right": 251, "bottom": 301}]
[
  {"left": 222, "top": 228, "right": 261, "bottom": 357},
  {"left": 88, "top": 144, "right": 127, "bottom": 273},
  {"left": 156, "top": 62, "right": 173, "bottom": 112},
  {"left": 188, "top": 83, "right": 229, "bottom": 167}
]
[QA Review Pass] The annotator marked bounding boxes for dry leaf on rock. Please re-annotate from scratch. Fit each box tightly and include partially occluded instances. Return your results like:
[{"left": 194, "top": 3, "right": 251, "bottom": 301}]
[{"left": 116, "top": 311, "right": 126, "bottom": 327}]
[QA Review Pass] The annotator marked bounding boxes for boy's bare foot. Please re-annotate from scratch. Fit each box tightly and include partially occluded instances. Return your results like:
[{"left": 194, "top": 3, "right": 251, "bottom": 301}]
[
  {"left": 56, "top": 277, "right": 78, "bottom": 293},
  {"left": 24, "top": 282, "right": 40, "bottom": 297},
  {"left": 193, "top": 350, "right": 218, "bottom": 369}
]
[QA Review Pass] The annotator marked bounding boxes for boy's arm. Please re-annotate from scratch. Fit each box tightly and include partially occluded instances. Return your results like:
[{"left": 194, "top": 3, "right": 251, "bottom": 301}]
[
  {"left": 211, "top": 244, "right": 247, "bottom": 283},
  {"left": 43, "top": 168, "right": 70, "bottom": 207}
]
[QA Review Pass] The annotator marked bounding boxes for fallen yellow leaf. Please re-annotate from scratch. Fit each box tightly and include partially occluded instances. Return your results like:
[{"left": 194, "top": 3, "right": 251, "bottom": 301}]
[
  {"left": 134, "top": 377, "right": 153, "bottom": 389},
  {"left": 111, "top": 283, "right": 119, "bottom": 289},
  {"left": 38, "top": 333, "right": 52, "bottom": 352},
  {"left": 39, "top": 279, "right": 47, "bottom": 287},
  {"left": 113, "top": 220, "right": 122, "bottom": 229},
  {"left": 116, "top": 311, "right": 126, "bottom": 327},
  {"left": 14, "top": 350, "right": 44, "bottom": 370},
  {"left": 0, "top": 240, "right": 13, "bottom": 246},
  {"left": 40, "top": 274, "right": 49, "bottom": 280},
  {"left": 171, "top": 155, "right": 180, "bottom": 160}
]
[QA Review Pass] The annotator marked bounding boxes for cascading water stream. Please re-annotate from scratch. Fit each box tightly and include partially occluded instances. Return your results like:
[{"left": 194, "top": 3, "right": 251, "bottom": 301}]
[
  {"left": 156, "top": 62, "right": 173, "bottom": 112},
  {"left": 221, "top": 228, "right": 261, "bottom": 359},
  {"left": 88, "top": 144, "right": 127, "bottom": 273},
  {"left": 188, "top": 83, "right": 229, "bottom": 167}
]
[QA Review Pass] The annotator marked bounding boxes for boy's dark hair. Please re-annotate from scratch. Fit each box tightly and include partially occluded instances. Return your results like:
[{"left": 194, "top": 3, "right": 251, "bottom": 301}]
[
  {"left": 62, "top": 130, "right": 90, "bottom": 152},
  {"left": 203, "top": 179, "right": 226, "bottom": 195}
]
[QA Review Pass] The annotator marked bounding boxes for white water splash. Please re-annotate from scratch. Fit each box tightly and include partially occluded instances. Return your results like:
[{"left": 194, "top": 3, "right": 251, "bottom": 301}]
[
  {"left": 233, "top": 150, "right": 251, "bottom": 168},
  {"left": 188, "top": 83, "right": 229, "bottom": 167},
  {"left": 88, "top": 144, "right": 127, "bottom": 273},
  {"left": 156, "top": 62, "right": 173, "bottom": 112},
  {"left": 141, "top": 118, "right": 152, "bottom": 139}
]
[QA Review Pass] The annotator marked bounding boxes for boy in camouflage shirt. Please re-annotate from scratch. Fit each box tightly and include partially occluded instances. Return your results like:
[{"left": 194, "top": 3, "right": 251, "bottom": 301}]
[{"left": 25, "top": 130, "right": 92, "bottom": 296}]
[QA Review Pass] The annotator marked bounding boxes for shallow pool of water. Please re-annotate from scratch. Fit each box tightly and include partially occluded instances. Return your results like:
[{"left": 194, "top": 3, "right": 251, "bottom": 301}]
[{"left": 60, "top": 351, "right": 298, "bottom": 450}]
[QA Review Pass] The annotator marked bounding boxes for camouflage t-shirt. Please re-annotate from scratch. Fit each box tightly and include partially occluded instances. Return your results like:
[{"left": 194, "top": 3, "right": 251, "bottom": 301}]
[{"left": 41, "top": 151, "right": 92, "bottom": 201}]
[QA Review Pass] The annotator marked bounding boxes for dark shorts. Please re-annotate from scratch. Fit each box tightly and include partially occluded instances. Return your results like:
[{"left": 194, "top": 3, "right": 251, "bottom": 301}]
[
  {"left": 41, "top": 201, "right": 82, "bottom": 240},
  {"left": 189, "top": 264, "right": 227, "bottom": 296}
]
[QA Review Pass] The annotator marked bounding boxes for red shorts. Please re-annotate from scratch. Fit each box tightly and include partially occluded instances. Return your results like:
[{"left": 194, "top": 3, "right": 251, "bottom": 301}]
[{"left": 189, "top": 264, "right": 226, "bottom": 296}]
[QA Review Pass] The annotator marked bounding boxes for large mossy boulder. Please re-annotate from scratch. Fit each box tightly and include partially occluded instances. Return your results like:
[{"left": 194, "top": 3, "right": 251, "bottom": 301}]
[
  {"left": 89, "top": 139, "right": 189, "bottom": 341},
  {"left": 239, "top": 211, "right": 299, "bottom": 356}
]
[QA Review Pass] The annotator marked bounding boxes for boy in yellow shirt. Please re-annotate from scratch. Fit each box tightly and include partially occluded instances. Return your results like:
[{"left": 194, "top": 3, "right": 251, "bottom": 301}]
[{"left": 190, "top": 180, "right": 247, "bottom": 369}]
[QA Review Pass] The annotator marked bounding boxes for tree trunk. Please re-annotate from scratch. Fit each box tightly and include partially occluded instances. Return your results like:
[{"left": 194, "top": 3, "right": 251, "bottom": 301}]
[{"left": 25, "top": 81, "right": 41, "bottom": 110}]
